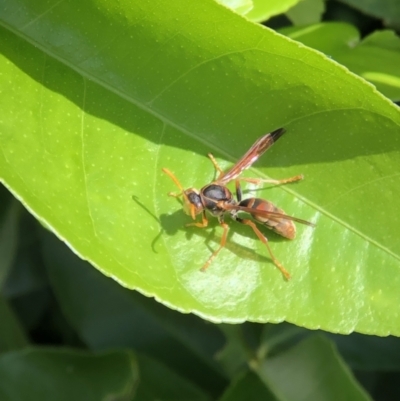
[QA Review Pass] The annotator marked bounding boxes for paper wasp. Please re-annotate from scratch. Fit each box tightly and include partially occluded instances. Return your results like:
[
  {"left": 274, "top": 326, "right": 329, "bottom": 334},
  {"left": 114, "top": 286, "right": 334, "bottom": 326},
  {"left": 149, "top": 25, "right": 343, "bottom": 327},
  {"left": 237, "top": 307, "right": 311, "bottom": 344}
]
[{"left": 162, "top": 128, "right": 314, "bottom": 279}]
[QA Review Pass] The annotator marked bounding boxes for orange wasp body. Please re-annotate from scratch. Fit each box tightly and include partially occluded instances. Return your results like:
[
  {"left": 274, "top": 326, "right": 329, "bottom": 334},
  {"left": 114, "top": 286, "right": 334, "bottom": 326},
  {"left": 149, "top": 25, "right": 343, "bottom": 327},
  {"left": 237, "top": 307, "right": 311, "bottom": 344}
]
[{"left": 162, "top": 128, "right": 313, "bottom": 279}]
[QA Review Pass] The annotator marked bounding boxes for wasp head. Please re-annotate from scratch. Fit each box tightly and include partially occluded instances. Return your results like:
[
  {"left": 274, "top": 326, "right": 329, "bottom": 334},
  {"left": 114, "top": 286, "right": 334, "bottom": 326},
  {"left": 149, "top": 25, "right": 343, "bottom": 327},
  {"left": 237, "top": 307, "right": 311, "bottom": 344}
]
[
  {"left": 162, "top": 168, "right": 204, "bottom": 220},
  {"left": 183, "top": 188, "right": 204, "bottom": 219}
]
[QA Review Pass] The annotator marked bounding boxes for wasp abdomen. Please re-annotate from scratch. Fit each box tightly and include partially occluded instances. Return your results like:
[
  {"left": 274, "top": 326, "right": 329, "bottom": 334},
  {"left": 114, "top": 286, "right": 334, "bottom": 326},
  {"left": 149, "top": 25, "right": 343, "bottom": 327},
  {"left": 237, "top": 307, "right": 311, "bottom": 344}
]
[{"left": 239, "top": 197, "right": 296, "bottom": 240}]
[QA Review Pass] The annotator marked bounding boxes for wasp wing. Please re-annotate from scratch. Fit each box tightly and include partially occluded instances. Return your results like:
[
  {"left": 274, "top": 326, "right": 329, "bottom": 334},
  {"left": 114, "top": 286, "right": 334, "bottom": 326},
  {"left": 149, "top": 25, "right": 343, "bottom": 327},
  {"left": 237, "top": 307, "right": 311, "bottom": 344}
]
[
  {"left": 224, "top": 203, "right": 315, "bottom": 226},
  {"left": 217, "top": 128, "right": 286, "bottom": 184}
]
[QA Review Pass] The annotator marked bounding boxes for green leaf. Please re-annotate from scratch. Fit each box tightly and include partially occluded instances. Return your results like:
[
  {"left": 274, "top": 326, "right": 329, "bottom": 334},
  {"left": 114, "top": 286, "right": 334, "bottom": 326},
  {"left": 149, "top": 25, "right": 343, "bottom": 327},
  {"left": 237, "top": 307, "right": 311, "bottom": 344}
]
[
  {"left": 1, "top": 0, "right": 400, "bottom": 335},
  {"left": 0, "top": 190, "right": 19, "bottom": 286},
  {"left": 216, "top": 325, "right": 252, "bottom": 378},
  {"left": 261, "top": 323, "right": 400, "bottom": 371},
  {"left": 257, "top": 335, "right": 372, "bottom": 401},
  {"left": 1, "top": 208, "right": 50, "bottom": 332},
  {"left": 0, "top": 348, "right": 138, "bottom": 401},
  {"left": 281, "top": 23, "right": 400, "bottom": 101},
  {"left": 259, "top": 322, "right": 307, "bottom": 357},
  {"left": 2, "top": 211, "right": 47, "bottom": 299},
  {"left": 216, "top": 0, "right": 253, "bottom": 16},
  {"left": 134, "top": 354, "right": 211, "bottom": 401},
  {"left": 286, "top": 0, "right": 325, "bottom": 25},
  {"left": 0, "top": 296, "right": 28, "bottom": 352},
  {"left": 41, "top": 229, "right": 227, "bottom": 392},
  {"left": 245, "top": 0, "right": 301, "bottom": 22},
  {"left": 219, "top": 370, "right": 279, "bottom": 401},
  {"left": 330, "top": 333, "right": 400, "bottom": 371},
  {"left": 338, "top": 0, "right": 400, "bottom": 29}
]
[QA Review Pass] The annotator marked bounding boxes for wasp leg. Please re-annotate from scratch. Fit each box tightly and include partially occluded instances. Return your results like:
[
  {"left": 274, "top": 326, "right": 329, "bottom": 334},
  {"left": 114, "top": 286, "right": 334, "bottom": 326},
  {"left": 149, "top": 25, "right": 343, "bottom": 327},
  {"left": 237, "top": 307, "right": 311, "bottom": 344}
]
[
  {"left": 235, "top": 180, "right": 243, "bottom": 202},
  {"left": 167, "top": 191, "right": 183, "bottom": 198},
  {"left": 235, "top": 217, "right": 291, "bottom": 280},
  {"left": 186, "top": 211, "right": 208, "bottom": 228},
  {"left": 238, "top": 174, "right": 303, "bottom": 186},
  {"left": 207, "top": 153, "right": 224, "bottom": 179},
  {"left": 200, "top": 221, "right": 229, "bottom": 272}
]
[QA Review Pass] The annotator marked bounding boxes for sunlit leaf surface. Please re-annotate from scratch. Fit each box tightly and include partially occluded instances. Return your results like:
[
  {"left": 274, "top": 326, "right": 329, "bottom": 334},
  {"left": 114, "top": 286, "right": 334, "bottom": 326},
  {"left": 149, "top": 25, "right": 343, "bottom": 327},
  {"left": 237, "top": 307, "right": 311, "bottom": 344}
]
[{"left": 1, "top": 0, "right": 400, "bottom": 335}]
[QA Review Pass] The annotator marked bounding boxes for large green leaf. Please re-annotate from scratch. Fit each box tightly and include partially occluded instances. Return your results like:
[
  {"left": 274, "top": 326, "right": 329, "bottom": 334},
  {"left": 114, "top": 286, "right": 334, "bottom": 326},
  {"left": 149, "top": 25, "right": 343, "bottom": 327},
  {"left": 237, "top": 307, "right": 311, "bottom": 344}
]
[
  {"left": 329, "top": 333, "right": 400, "bottom": 371},
  {"left": 245, "top": 0, "right": 301, "bottom": 22},
  {"left": 258, "top": 335, "right": 372, "bottom": 401},
  {"left": 0, "top": 296, "right": 28, "bottom": 352},
  {"left": 219, "top": 370, "right": 279, "bottom": 401},
  {"left": 0, "top": 348, "right": 138, "bottom": 401},
  {"left": 338, "top": 0, "right": 400, "bottom": 29},
  {"left": 216, "top": 0, "right": 253, "bottom": 16},
  {"left": 0, "top": 191, "right": 19, "bottom": 286},
  {"left": 286, "top": 0, "right": 325, "bottom": 25},
  {"left": 134, "top": 354, "right": 211, "bottom": 401},
  {"left": 1, "top": 0, "right": 400, "bottom": 335}
]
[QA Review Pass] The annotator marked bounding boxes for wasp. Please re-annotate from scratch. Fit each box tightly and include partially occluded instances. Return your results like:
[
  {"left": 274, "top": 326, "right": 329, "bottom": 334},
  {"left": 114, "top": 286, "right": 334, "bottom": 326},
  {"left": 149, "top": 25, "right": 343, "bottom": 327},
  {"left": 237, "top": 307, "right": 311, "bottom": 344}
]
[{"left": 162, "top": 128, "right": 314, "bottom": 279}]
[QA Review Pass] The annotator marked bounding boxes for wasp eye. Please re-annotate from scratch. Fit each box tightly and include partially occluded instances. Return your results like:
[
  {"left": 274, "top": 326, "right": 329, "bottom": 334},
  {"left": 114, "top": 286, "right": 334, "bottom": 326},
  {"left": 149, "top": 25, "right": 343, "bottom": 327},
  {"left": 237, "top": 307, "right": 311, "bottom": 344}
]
[
  {"left": 182, "top": 190, "right": 203, "bottom": 216},
  {"left": 188, "top": 192, "right": 202, "bottom": 207}
]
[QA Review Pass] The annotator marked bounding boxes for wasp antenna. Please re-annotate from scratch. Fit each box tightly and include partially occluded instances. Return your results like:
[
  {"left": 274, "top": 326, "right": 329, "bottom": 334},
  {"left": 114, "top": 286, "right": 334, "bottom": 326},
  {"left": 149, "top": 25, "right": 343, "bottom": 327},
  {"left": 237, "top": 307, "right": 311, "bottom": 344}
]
[
  {"left": 270, "top": 127, "right": 286, "bottom": 143},
  {"left": 162, "top": 168, "right": 185, "bottom": 192},
  {"left": 162, "top": 168, "right": 192, "bottom": 205}
]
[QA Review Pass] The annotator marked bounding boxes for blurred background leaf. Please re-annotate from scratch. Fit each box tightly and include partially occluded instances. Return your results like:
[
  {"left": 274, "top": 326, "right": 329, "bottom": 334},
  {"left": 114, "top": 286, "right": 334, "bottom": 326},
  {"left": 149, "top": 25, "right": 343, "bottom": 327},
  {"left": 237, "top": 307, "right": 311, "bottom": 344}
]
[
  {"left": 245, "top": 0, "right": 301, "bottom": 22},
  {"left": 337, "top": 0, "right": 400, "bottom": 30},
  {"left": 286, "top": 0, "right": 325, "bottom": 25},
  {"left": 282, "top": 23, "right": 400, "bottom": 101},
  {"left": 0, "top": 296, "right": 28, "bottom": 352},
  {"left": 257, "top": 335, "right": 373, "bottom": 401},
  {"left": 218, "top": 370, "right": 279, "bottom": 401},
  {"left": 0, "top": 348, "right": 138, "bottom": 401}
]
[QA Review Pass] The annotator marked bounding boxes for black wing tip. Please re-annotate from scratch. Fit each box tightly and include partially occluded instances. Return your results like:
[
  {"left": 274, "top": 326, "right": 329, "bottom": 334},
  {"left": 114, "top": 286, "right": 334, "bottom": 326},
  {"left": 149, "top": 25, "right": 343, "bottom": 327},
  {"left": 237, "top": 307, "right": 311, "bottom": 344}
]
[{"left": 270, "top": 127, "right": 286, "bottom": 143}]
